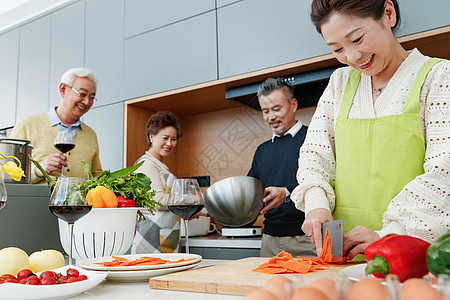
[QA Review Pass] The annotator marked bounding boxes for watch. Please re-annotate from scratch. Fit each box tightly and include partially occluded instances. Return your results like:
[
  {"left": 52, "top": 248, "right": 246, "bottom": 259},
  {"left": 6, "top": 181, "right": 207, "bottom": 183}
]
[{"left": 284, "top": 187, "right": 291, "bottom": 202}]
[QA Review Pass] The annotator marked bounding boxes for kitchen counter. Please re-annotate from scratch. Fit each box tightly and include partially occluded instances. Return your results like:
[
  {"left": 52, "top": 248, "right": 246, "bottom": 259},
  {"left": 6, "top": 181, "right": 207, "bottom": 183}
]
[
  {"left": 69, "top": 258, "right": 358, "bottom": 299},
  {"left": 68, "top": 282, "right": 244, "bottom": 299},
  {"left": 180, "top": 233, "right": 262, "bottom": 259},
  {"left": 69, "top": 259, "right": 244, "bottom": 299}
]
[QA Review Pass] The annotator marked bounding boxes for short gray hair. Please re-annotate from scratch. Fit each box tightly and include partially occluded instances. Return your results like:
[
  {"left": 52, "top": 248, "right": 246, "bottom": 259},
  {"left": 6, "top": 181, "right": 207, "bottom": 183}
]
[
  {"left": 257, "top": 77, "right": 295, "bottom": 99},
  {"left": 60, "top": 67, "right": 98, "bottom": 91}
]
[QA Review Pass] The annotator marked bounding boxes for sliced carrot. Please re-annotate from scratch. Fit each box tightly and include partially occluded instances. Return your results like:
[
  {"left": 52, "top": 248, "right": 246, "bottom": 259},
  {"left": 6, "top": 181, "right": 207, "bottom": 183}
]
[
  {"left": 111, "top": 256, "right": 129, "bottom": 262},
  {"left": 253, "top": 250, "right": 330, "bottom": 275},
  {"left": 169, "top": 258, "right": 196, "bottom": 264},
  {"left": 276, "top": 260, "right": 312, "bottom": 274},
  {"left": 93, "top": 256, "right": 196, "bottom": 267}
]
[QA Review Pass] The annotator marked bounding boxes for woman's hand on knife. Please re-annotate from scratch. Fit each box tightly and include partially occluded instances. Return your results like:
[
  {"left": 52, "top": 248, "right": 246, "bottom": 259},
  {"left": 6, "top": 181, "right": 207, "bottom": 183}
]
[{"left": 302, "top": 208, "right": 333, "bottom": 255}]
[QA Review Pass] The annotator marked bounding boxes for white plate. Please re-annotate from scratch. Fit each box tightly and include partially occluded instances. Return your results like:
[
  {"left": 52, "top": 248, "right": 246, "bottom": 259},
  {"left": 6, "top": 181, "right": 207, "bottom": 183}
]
[
  {"left": 106, "top": 261, "right": 201, "bottom": 282},
  {"left": 78, "top": 253, "right": 202, "bottom": 271},
  {"left": 340, "top": 263, "right": 368, "bottom": 282},
  {"left": 0, "top": 265, "right": 107, "bottom": 300},
  {"left": 340, "top": 263, "right": 438, "bottom": 287}
]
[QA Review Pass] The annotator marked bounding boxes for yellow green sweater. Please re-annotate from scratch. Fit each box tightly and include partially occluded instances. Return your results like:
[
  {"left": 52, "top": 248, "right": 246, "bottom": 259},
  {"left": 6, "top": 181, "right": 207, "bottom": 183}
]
[{"left": 10, "top": 113, "right": 102, "bottom": 184}]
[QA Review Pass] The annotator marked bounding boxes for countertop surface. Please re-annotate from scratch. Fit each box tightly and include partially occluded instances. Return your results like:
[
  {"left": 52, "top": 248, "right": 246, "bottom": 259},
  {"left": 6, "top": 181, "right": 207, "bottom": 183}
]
[{"left": 68, "top": 259, "right": 244, "bottom": 299}]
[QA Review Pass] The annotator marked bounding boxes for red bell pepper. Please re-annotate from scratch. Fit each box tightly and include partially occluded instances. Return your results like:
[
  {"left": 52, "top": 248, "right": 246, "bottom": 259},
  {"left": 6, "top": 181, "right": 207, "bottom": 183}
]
[
  {"left": 117, "top": 196, "right": 136, "bottom": 207},
  {"left": 364, "top": 234, "right": 430, "bottom": 282}
]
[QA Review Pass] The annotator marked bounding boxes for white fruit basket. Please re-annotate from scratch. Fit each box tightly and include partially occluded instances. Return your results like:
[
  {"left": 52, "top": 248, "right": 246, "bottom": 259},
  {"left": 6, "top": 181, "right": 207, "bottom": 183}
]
[{"left": 58, "top": 208, "right": 138, "bottom": 261}]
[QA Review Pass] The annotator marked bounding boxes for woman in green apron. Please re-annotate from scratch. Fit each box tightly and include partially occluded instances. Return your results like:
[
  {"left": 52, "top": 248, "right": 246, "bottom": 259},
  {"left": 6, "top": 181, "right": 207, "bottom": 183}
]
[
  {"left": 131, "top": 111, "right": 183, "bottom": 254},
  {"left": 291, "top": 0, "right": 450, "bottom": 260}
]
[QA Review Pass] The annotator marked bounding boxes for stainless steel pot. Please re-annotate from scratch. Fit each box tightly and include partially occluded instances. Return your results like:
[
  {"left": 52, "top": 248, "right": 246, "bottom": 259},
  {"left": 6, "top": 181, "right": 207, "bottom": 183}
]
[{"left": 0, "top": 138, "right": 33, "bottom": 184}]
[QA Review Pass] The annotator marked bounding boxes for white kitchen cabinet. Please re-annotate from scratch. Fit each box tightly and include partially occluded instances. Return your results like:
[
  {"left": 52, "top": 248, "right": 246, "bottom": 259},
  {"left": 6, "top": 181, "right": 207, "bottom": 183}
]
[
  {"left": 16, "top": 16, "right": 51, "bottom": 121},
  {"left": 217, "top": 0, "right": 329, "bottom": 78},
  {"left": 0, "top": 29, "right": 19, "bottom": 129},
  {"left": 124, "top": 11, "right": 217, "bottom": 100},
  {"left": 398, "top": 0, "right": 450, "bottom": 36},
  {"left": 124, "top": 0, "right": 215, "bottom": 38},
  {"left": 49, "top": 1, "right": 85, "bottom": 108},
  {"left": 85, "top": 0, "right": 125, "bottom": 105},
  {"left": 82, "top": 102, "right": 124, "bottom": 173},
  {"left": 217, "top": 0, "right": 242, "bottom": 9}
]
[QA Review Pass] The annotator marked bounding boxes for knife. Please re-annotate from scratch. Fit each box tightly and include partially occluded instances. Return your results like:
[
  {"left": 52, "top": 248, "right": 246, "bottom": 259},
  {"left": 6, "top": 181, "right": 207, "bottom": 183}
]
[{"left": 321, "top": 219, "right": 344, "bottom": 262}]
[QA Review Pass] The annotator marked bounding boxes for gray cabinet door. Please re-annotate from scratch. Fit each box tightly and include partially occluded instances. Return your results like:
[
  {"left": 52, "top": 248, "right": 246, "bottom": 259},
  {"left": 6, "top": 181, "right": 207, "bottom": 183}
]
[
  {"left": 82, "top": 102, "right": 123, "bottom": 172},
  {"left": 217, "top": 0, "right": 242, "bottom": 9},
  {"left": 85, "top": 0, "right": 125, "bottom": 105},
  {"left": 397, "top": 0, "right": 450, "bottom": 36},
  {"left": 49, "top": 1, "right": 85, "bottom": 108},
  {"left": 0, "top": 29, "right": 19, "bottom": 128},
  {"left": 16, "top": 16, "right": 51, "bottom": 121},
  {"left": 124, "top": 11, "right": 217, "bottom": 100},
  {"left": 124, "top": 0, "right": 215, "bottom": 38},
  {"left": 217, "top": 0, "right": 329, "bottom": 78}
]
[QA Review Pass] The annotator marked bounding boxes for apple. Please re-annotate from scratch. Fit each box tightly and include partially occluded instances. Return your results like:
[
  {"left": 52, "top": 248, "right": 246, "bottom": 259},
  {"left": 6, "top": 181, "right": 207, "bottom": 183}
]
[
  {"left": 0, "top": 247, "right": 30, "bottom": 276},
  {"left": 29, "top": 249, "right": 64, "bottom": 273}
]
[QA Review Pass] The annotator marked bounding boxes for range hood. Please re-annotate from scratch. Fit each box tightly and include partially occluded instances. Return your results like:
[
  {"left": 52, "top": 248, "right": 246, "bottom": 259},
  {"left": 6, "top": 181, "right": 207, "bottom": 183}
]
[{"left": 225, "top": 66, "right": 340, "bottom": 110}]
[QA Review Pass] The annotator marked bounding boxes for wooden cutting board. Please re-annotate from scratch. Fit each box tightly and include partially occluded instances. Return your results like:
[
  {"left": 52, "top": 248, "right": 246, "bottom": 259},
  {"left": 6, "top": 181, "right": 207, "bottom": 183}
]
[{"left": 149, "top": 257, "right": 361, "bottom": 296}]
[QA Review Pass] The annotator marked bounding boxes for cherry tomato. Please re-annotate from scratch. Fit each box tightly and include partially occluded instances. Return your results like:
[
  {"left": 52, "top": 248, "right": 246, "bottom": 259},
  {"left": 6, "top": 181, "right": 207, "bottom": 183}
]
[
  {"left": 0, "top": 274, "right": 17, "bottom": 280},
  {"left": 0, "top": 278, "right": 5, "bottom": 284},
  {"left": 39, "top": 271, "right": 58, "bottom": 280},
  {"left": 58, "top": 275, "right": 68, "bottom": 284},
  {"left": 4, "top": 277, "right": 20, "bottom": 283},
  {"left": 78, "top": 275, "right": 88, "bottom": 281},
  {"left": 64, "top": 277, "right": 80, "bottom": 283},
  {"left": 66, "top": 268, "right": 79, "bottom": 278},
  {"left": 25, "top": 275, "right": 41, "bottom": 285},
  {"left": 40, "top": 276, "right": 58, "bottom": 285},
  {"left": 17, "top": 269, "right": 34, "bottom": 280},
  {"left": 19, "top": 278, "right": 27, "bottom": 284}
]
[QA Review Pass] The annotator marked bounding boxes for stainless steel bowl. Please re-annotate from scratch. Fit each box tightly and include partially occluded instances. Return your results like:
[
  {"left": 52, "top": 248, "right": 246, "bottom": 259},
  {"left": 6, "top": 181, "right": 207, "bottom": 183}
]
[{"left": 204, "top": 176, "right": 264, "bottom": 227}]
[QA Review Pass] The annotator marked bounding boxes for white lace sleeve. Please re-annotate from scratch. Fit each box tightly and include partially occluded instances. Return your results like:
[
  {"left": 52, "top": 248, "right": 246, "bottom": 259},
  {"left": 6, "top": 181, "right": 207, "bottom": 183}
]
[
  {"left": 378, "top": 60, "right": 450, "bottom": 242},
  {"left": 291, "top": 68, "right": 350, "bottom": 214}
]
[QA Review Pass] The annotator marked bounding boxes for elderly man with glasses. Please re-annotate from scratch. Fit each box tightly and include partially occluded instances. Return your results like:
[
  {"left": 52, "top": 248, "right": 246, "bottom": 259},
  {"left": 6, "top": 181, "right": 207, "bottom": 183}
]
[{"left": 10, "top": 67, "right": 102, "bottom": 184}]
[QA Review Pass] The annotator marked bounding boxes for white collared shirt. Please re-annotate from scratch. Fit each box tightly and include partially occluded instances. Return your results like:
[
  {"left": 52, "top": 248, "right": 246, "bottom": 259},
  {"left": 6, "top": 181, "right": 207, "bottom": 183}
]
[{"left": 271, "top": 120, "right": 302, "bottom": 143}]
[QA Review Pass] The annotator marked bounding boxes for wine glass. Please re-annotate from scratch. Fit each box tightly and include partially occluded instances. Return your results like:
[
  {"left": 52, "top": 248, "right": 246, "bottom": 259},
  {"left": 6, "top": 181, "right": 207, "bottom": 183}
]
[
  {"left": 54, "top": 129, "right": 75, "bottom": 176},
  {"left": 167, "top": 178, "right": 204, "bottom": 253},
  {"left": 49, "top": 177, "right": 92, "bottom": 265},
  {"left": 0, "top": 177, "right": 6, "bottom": 212}
]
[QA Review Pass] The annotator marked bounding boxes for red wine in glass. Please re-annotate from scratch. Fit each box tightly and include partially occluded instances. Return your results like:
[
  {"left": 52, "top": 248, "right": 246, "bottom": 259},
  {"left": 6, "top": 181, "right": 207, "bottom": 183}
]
[
  {"left": 49, "top": 177, "right": 91, "bottom": 265},
  {"left": 54, "top": 143, "right": 75, "bottom": 153},
  {"left": 54, "top": 130, "right": 75, "bottom": 176},
  {"left": 167, "top": 179, "right": 204, "bottom": 253},
  {"left": 168, "top": 204, "right": 204, "bottom": 219},
  {"left": 49, "top": 205, "right": 92, "bottom": 223}
]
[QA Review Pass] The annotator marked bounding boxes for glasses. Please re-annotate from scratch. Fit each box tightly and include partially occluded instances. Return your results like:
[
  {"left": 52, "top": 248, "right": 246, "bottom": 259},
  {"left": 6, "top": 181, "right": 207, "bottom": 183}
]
[{"left": 66, "top": 84, "right": 97, "bottom": 103}]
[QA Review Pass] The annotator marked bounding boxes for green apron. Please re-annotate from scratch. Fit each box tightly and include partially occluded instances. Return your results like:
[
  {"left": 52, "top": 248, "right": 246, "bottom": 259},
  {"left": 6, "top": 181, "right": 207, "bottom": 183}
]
[{"left": 333, "top": 58, "right": 441, "bottom": 234}]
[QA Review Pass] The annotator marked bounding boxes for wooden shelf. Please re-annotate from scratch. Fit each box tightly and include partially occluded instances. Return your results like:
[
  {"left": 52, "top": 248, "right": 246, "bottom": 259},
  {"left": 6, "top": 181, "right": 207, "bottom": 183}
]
[{"left": 124, "top": 26, "right": 450, "bottom": 168}]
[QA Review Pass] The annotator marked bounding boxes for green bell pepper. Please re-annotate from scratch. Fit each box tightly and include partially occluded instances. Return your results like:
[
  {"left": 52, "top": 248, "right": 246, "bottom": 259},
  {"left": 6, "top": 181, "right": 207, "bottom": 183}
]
[{"left": 426, "top": 229, "right": 450, "bottom": 276}]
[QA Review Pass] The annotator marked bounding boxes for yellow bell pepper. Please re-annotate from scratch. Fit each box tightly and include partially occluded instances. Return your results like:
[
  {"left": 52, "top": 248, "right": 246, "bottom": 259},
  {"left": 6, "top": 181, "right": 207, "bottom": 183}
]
[{"left": 86, "top": 186, "right": 118, "bottom": 208}]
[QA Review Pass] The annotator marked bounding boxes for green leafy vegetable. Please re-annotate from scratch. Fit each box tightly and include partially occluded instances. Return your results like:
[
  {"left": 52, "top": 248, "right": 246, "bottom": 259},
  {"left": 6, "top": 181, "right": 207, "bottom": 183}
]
[{"left": 81, "top": 161, "right": 161, "bottom": 218}]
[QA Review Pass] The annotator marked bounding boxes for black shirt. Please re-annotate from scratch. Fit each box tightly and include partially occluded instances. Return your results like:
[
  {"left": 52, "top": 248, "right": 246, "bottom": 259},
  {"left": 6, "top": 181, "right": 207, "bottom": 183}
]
[{"left": 248, "top": 125, "right": 308, "bottom": 236}]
